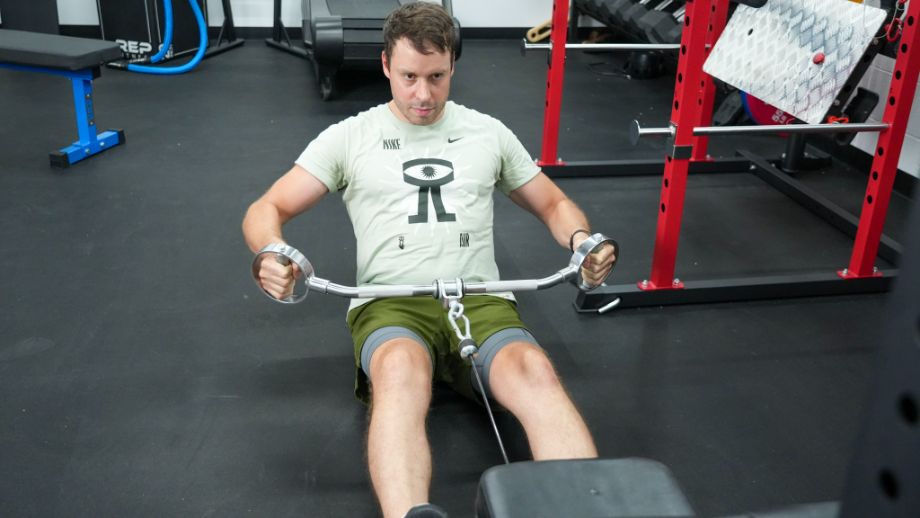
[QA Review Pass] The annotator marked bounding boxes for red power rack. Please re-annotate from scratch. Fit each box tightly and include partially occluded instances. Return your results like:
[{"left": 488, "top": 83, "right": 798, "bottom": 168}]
[{"left": 531, "top": 0, "right": 916, "bottom": 311}]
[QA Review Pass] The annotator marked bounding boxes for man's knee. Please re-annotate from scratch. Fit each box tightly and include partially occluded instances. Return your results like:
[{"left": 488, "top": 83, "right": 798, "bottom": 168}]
[
  {"left": 491, "top": 342, "right": 562, "bottom": 394},
  {"left": 368, "top": 338, "right": 433, "bottom": 392}
]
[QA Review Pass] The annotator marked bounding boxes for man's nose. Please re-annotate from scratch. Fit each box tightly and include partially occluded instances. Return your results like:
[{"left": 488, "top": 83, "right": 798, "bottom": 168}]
[{"left": 416, "top": 81, "right": 432, "bottom": 102}]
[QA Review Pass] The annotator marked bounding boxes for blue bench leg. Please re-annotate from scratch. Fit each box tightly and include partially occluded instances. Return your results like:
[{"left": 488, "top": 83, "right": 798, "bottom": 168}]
[{"left": 49, "top": 68, "right": 124, "bottom": 168}]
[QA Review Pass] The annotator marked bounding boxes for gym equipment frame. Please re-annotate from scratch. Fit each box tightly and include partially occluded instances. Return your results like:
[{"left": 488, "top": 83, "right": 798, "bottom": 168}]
[
  {"left": 530, "top": 0, "right": 915, "bottom": 312},
  {"left": 525, "top": 0, "right": 749, "bottom": 177}
]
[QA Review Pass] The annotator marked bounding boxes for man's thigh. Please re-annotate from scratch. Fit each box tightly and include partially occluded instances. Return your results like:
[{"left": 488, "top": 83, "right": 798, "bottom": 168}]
[{"left": 347, "top": 297, "right": 446, "bottom": 403}]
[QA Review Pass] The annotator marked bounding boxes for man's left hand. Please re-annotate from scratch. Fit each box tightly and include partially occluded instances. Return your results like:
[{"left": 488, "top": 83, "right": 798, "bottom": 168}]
[{"left": 574, "top": 235, "right": 617, "bottom": 288}]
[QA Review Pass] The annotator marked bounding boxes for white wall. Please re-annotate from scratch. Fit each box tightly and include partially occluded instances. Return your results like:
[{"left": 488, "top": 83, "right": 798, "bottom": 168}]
[
  {"left": 56, "top": 0, "right": 98, "bottom": 25},
  {"left": 55, "top": 0, "right": 554, "bottom": 28}
]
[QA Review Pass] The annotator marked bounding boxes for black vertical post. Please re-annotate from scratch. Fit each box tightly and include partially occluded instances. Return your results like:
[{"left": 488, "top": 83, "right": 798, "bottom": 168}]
[
  {"left": 272, "top": 0, "right": 283, "bottom": 42},
  {"left": 221, "top": 0, "right": 237, "bottom": 41},
  {"left": 780, "top": 133, "right": 807, "bottom": 173}
]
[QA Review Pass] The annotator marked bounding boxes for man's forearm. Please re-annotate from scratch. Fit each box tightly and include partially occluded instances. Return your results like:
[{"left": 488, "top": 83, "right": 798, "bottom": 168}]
[
  {"left": 242, "top": 200, "right": 287, "bottom": 254},
  {"left": 544, "top": 198, "right": 591, "bottom": 250}
]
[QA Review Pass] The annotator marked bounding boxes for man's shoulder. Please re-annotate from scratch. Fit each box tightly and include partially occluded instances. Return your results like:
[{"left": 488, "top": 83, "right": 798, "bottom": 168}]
[
  {"left": 448, "top": 102, "right": 508, "bottom": 131},
  {"left": 449, "top": 101, "right": 494, "bottom": 122},
  {"left": 338, "top": 103, "right": 389, "bottom": 127}
]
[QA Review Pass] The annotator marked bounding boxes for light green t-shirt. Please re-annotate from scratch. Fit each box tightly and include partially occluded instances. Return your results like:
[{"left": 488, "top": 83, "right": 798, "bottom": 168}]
[{"left": 295, "top": 101, "right": 540, "bottom": 310}]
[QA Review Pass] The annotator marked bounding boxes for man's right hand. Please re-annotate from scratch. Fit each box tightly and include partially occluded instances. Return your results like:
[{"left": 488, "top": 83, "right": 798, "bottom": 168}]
[
  {"left": 241, "top": 164, "right": 330, "bottom": 299},
  {"left": 257, "top": 254, "right": 303, "bottom": 300}
]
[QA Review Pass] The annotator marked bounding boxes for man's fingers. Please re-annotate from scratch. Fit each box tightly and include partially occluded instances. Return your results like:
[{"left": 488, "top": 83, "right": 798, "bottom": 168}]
[
  {"left": 583, "top": 252, "right": 615, "bottom": 273},
  {"left": 581, "top": 271, "right": 605, "bottom": 287},
  {"left": 261, "top": 277, "right": 289, "bottom": 298},
  {"left": 581, "top": 245, "right": 616, "bottom": 287},
  {"left": 589, "top": 243, "right": 616, "bottom": 263},
  {"left": 259, "top": 257, "right": 298, "bottom": 299}
]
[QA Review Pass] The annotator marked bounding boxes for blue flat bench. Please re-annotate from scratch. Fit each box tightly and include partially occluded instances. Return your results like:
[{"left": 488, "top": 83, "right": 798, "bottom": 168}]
[{"left": 0, "top": 29, "right": 125, "bottom": 167}]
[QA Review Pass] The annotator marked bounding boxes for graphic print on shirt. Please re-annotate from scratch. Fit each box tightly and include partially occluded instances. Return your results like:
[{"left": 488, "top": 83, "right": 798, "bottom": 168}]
[{"left": 402, "top": 158, "right": 457, "bottom": 223}]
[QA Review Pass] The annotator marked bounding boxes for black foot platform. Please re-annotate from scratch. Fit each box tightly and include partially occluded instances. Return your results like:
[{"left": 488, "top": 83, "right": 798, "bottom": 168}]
[{"left": 476, "top": 458, "right": 695, "bottom": 518}]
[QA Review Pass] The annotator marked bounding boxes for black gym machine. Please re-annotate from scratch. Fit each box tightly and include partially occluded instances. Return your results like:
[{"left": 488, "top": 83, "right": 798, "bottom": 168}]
[
  {"left": 265, "top": 0, "right": 461, "bottom": 100},
  {"left": 573, "top": 0, "right": 687, "bottom": 45}
]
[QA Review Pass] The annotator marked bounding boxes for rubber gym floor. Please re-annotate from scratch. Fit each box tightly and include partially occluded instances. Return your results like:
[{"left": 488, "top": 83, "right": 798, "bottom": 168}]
[{"left": 0, "top": 39, "right": 914, "bottom": 517}]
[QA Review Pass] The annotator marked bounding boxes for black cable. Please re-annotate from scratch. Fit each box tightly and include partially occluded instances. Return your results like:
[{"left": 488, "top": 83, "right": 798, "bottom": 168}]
[{"left": 470, "top": 358, "right": 510, "bottom": 465}]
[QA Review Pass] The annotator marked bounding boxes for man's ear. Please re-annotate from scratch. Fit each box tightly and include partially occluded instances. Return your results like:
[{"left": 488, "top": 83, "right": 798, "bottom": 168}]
[{"left": 381, "top": 50, "right": 391, "bottom": 79}]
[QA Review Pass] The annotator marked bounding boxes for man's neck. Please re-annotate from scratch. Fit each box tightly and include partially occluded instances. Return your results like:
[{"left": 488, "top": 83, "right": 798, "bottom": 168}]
[{"left": 386, "top": 100, "right": 448, "bottom": 126}]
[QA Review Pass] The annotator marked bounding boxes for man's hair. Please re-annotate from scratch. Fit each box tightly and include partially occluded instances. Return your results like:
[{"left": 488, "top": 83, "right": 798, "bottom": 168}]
[{"left": 383, "top": 2, "right": 456, "bottom": 64}]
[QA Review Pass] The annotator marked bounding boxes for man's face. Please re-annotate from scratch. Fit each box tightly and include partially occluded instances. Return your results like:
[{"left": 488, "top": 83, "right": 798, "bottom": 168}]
[{"left": 382, "top": 37, "right": 453, "bottom": 126}]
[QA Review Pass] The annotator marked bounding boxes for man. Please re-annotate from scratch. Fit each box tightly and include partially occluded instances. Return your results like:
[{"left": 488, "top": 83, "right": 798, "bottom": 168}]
[{"left": 242, "top": 3, "right": 616, "bottom": 517}]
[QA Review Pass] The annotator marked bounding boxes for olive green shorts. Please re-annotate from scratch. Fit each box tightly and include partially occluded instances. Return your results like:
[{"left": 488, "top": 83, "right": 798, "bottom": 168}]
[{"left": 346, "top": 295, "right": 537, "bottom": 405}]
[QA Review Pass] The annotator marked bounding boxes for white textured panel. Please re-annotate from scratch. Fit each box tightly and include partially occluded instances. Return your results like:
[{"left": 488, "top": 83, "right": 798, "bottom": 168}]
[{"left": 704, "top": 0, "right": 887, "bottom": 124}]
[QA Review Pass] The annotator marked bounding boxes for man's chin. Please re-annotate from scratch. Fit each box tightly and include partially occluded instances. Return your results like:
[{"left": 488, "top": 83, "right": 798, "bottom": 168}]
[{"left": 406, "top": 107, "right": 440, "bottom": 125}]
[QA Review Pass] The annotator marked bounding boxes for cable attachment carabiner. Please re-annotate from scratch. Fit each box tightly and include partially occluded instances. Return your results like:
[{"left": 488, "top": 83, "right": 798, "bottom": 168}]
[{"left": 446, "top": 296, "right": 479, "bottom": 360}]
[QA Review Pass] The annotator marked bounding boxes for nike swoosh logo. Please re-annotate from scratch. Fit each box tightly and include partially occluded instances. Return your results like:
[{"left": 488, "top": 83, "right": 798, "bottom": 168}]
[{"left": 447, "top": 137, "right": 464, "bottom": 143}]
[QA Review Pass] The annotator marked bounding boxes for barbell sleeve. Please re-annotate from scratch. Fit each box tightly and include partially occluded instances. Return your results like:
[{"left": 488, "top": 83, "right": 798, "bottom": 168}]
[
  {"left": 629, "top": 120, "right": 675, "bottom": 145},
  {"left": 629, "top": 120, "right": 889, "bottom": 145},
  {"left": 695, "top": 122, "right": 889, "bottom": 136},
  {"left": 521, "top": 38, "right": 682, "bottom": 56}
]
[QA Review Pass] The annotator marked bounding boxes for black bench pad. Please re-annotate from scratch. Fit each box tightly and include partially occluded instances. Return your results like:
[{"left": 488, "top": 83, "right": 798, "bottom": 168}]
[
  {"left": 476, "top": 458, "right": 695, "bottom": 517},
  {"left": 0, "top": 29, "right": 123, "bottom": 71}
]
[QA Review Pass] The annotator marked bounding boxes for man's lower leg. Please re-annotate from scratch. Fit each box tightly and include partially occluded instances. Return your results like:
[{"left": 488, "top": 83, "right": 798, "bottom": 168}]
[
  {"left": 489, "top": 342, "right": 597, "bottom": 460},
  {"left": 366, "top": 342, "right": 435, "bottom": 517}
]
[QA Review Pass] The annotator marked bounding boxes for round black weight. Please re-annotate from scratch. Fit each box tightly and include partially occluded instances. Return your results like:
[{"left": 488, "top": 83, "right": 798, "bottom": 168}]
[{"left": 624, "top": 51, "right": 664, "bottom": 79}]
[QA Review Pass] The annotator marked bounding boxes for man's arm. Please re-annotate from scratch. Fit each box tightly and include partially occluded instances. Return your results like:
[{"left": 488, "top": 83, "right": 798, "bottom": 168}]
[
  {"left": 508, "top": 172, "right": 590, "bottom": 249},
  {"left": 243, "top": 164, "right": 330, "bottom": 252},
  {"left": 508, "top": 172, "right": 616, "bottom": 286},
  {"left": 242, "top": 164, "right": 330, "bottom": 298}
]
